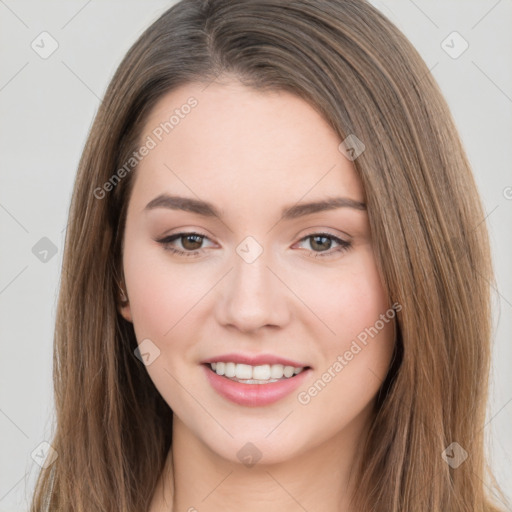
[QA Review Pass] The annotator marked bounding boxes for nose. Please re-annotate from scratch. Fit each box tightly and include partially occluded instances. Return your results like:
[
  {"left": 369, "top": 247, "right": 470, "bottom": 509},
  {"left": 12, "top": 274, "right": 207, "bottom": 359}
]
[{"left": 215, "top": 247, "right": 292, "bottom": 333}]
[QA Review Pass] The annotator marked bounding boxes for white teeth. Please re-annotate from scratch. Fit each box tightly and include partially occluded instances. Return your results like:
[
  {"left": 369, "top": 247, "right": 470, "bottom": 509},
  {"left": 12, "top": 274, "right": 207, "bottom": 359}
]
[
  {"left": 209, "top": 362, "right": 305, "bottom": 381},
  {"left": 253, "top": 364, "right": 271, "bottom": 380},
  {"left": 283, "top": 366, "right": 295, "bottom": 378},
  {"left": 224, "top": 362, "right": 236, "bottom": 378},
  {"left": 235, "top": 364, "right": 253, "bottom": 380},
  {"left": 270, "top": 364, "right": 284, "bottom": 379}
]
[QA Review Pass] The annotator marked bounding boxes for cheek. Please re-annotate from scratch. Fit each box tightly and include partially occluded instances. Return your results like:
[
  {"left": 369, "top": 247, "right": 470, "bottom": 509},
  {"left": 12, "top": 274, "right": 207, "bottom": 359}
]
[
  {"left": 122, "top": 247, "right": 168, "bottom": 392},
  {"left": 123, "top": 247, "right": 169, "bottom": 338},
  {"left": 303, "top": 247, "right": 392, "bottom": 345},
  {"left": 300, "top": 251, "right": 395, "bottom": 408},
  {"left": 296, "top": 247, "right": 395, "bottom": 406},
  {"left": 123, "top": 240, "right": 210, "bottom": 340}
]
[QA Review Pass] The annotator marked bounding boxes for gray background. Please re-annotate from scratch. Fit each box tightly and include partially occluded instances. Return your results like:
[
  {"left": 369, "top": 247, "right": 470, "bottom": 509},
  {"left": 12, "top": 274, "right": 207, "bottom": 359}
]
[{"left": 0, "top": 0, "right": 510, "bottom": 510}]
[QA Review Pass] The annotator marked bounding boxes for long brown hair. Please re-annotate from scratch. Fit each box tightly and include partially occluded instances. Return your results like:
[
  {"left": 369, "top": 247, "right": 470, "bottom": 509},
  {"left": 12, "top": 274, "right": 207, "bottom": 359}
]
[{"left": 30, "top": 0, "right": 506, "bottom": 510}]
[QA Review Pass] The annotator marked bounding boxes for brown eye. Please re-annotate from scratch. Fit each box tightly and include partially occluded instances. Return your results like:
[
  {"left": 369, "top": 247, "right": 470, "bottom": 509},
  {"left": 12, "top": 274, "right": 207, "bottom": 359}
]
[
  {"left": 180, "top": 234, "right": 204, "bottom": 250},
  {"left": 309, "top": 235, "right": 333, "bottom": 252},
  {"left": 156, "top": 231, "right": 212, "bottom": 257},
  {"left": 296, "top": 232, "right": 352, "bottom": 259}
]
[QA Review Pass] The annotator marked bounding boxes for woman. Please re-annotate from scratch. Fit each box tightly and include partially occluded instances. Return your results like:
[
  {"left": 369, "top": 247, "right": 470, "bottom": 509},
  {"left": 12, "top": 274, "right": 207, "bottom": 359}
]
[{"left": 30, "top": 0, "right": 507, "bottom": 510}]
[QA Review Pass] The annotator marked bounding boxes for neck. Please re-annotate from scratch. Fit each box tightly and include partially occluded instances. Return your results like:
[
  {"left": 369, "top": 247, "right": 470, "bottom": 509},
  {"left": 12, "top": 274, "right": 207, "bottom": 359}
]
[{"left": 150, "top": 405, "right": 373, "bottom": 512}]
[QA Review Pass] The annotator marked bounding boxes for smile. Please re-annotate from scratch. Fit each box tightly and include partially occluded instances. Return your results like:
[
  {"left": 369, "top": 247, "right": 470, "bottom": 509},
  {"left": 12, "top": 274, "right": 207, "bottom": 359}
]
[
  {"left": 210, "top": 362, "right": 305, "bottom": 383},
  {"left": 202, "top": 363, "right": 312, "bottom": 407}
]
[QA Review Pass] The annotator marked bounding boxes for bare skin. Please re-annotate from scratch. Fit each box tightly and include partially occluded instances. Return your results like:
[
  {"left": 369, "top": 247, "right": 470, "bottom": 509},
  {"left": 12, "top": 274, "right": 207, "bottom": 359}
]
[{"left": 119, "top": 78, "right": 396, "bottom": 512}]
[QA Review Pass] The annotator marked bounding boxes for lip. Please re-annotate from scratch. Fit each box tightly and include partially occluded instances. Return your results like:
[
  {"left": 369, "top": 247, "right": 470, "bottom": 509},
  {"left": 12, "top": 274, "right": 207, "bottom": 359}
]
[
  {"left": 201, "top": 353, "right": 310, "bottom": 368},
  {"left": 202, "top": 364, "right": 312, "bottom": 407}
]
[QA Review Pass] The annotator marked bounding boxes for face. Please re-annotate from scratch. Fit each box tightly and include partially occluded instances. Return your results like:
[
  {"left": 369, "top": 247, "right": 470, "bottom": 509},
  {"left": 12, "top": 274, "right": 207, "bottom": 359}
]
[{"left": 119, "top": 79, "right": 396, "bottom": 464}]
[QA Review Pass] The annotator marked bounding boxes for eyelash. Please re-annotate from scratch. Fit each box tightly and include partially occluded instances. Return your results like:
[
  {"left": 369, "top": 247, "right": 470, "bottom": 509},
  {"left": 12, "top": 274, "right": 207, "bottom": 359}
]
[{"left": 156, "top": 231, "right": 352, "bottom": 259}]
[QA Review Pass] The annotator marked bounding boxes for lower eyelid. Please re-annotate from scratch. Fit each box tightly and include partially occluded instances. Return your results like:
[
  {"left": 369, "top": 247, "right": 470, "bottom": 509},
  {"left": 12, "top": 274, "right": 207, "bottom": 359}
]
[
  {"left": 296, "top": 233, "right": 349, "bottom": 247},
  {"left": 157, "top": 232, "right": 351, "bottom": 256},
  {"left": 157, "top": 232, "right": 211, "bottom": 251}
]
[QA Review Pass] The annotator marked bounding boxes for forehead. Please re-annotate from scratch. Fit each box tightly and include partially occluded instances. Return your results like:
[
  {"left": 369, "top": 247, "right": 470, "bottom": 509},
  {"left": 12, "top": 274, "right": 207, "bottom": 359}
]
[{"left": 131, "top": 80, "right": 365, "bottom": 212}]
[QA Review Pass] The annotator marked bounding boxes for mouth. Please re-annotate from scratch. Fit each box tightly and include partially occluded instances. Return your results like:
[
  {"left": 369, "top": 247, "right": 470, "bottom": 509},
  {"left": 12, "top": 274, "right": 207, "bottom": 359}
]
[
  {"left": 201, "top": 361, "right": 313, "bottom": 407},
  {"left": 204, "top": 361, "right": 310, "bottom": 384}
]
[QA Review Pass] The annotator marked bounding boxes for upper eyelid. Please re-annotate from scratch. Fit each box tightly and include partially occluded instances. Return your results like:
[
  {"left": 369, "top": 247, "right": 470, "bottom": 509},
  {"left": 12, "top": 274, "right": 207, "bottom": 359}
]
[
  {"left": 157, "top": 225, "right": 352, "bottom": 240},
  {"left": 158, "top": 232, "right": 215, "bottom": 246},
  {"left": 157, "top": 231, "right": 350, "bottom": 248}
]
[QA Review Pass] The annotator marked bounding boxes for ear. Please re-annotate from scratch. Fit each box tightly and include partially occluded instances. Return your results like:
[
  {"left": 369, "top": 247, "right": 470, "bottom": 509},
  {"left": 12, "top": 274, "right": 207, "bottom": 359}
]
[
  {"left": 117, "top": 284, "right": 133, "bottom": 323},
  {"left": 119, "top": 302, "right": 133, "bottom": 323}
]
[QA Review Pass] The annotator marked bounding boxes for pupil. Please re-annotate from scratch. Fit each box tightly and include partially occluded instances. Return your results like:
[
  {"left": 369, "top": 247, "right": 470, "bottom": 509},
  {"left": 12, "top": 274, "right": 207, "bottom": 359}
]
[
  {"left": 182, "top": 234, "right": 203, "bottom": 250},
  {"left": 311, "top": 235, "right": 330, "bottom": 251}
]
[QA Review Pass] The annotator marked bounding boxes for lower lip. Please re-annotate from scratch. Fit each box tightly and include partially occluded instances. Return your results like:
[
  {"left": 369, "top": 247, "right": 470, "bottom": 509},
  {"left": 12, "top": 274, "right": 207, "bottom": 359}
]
[{"left": 202, "top": 364, "right": 312, "bottom": 407}]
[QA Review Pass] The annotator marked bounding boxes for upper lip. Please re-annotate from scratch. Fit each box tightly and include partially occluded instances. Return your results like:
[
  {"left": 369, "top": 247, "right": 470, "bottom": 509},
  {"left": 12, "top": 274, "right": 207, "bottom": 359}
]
[{"left": 201, "top": 353, "right": 311, "bottom": 368}]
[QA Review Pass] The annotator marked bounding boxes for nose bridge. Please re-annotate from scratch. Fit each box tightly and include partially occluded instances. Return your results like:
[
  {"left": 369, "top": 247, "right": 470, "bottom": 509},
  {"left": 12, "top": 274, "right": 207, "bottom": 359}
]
[{"left": 216, "top": 236, "right": 290, "bottom": 331}]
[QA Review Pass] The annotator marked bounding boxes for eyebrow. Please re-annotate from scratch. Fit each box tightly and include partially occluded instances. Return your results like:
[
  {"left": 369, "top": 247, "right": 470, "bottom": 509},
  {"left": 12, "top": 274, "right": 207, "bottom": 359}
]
[{"left": 144, "top": 194, "right": 366, "bottom": 220}]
